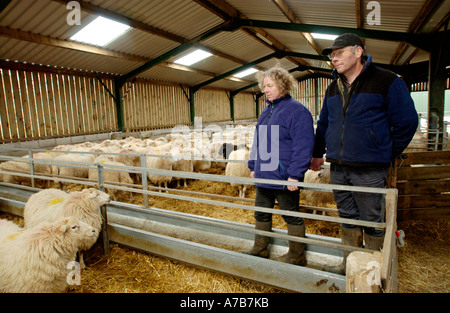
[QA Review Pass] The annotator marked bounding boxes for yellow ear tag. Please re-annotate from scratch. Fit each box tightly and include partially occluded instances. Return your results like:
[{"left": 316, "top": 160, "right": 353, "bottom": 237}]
[
  {"left": 50, "top": 198, "right": 64, "bottom": 205},
  {"left": 101, "top": 160, "right": 106, "bottom": 163}
]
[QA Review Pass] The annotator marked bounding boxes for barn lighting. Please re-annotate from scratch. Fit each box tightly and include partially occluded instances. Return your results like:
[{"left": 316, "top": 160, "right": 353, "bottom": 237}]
[
  {"left": 70, "top": 16, "right": 130, "bottom": 46},
  {"left": 174, "top": 49, "right": 213, "bottom": 66},
  {"left": 311, "top": 33, "right": 338, "bottom": 40},
  {"left": 233, "top": 68, "right": 258, "bottom": 78}
]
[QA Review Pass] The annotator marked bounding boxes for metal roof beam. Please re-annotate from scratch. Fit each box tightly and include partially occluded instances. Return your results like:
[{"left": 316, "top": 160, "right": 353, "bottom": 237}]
[
  {"left": 118, "top": 21, "right": 237, "bottom": 85},
  {"left": 192, "top": 52, "right": 278, "bottom": 91},
  {"left": 390, "top": 0, "right": 444, "bottom": 64},
  {"left": 237, "top": 19, "right": 433, "bottom": 52},
  {"left": 0, "top": 0, "right": 13, "bottom": 14},
  {"left": 230, "top": 63, "right": 332, "bottom": 95}
]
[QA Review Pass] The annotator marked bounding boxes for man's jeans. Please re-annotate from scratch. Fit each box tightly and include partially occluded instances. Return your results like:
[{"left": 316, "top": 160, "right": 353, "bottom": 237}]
[{"left": 330, "top": 164, "right": 388, "bottom": 237}]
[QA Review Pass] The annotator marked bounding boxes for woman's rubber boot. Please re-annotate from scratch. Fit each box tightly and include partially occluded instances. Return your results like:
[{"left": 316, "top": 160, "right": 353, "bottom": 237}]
[
  {"left": 277, "top": 223, "right": 307, "bottom": 266},
  {"left": 245, "top": 220, "right": 272, "bottom": 258}
]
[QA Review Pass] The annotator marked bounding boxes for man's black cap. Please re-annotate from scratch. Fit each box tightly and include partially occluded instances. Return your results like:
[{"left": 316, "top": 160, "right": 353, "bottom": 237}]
[{"left": 321, "top": 33, "right": 365, "bottom": 56}]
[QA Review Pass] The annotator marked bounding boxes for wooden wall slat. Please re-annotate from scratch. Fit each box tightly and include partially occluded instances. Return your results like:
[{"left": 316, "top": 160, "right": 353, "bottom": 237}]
[
  {"left": 46, "top": 73, "right": 58, "bottom": 136},
  {"left": 396, "top": 179, "right": 450, "bottom": 194},
  {"left": 10, "top": 70, "right": 26, "bottom": 139},
  {"left": 397, "top": 151, "right": 450, "bottom": 165},
  {"left": 397, "top": 165, "right": 450, "bottom": 181},
  {"left": 25, "top": 71, "right": 39, "bottom": 138},
  {"left": 32, "top": 72, "right": 46, "bottom": 138},
  {"left": 0, "top": 69, "right": 11, "bottom": 140},
  {"left": 40, "top": 72, "right": 53, "bottom": 137},
  {"left": 51, "top": 74, "right": 63, "bottom": 136},
  {"left": 3, "top": 70, "right": 19, "bottom": 140},
  {"left": 79, "top": 76, "right": 90, "bottom": 133},
  {"left": 17, "top": 71, "right": 32, "bottom": 139},
  {"left": 398, "top": 194, "right": 450, "bottom": 209}
]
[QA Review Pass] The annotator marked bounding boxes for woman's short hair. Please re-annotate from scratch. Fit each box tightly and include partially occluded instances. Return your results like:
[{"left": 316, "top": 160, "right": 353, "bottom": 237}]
[{"left": 256, "top": 66, "right": 297, "bottom": 97}]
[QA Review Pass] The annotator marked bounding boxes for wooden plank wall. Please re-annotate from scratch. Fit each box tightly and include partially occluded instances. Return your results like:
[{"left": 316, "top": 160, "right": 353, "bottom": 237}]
[
  {"left": 256, "top": 77, "right": 332, "bottom": 118},
  {"left": 390, "top": 151, "right": 450, "bottom": 220},
  {"left": 1, "top": 65, "right": 331, "bottom": 143},
  {"left": 194, "top": 88, "right": 231, "bottom": 123},
  {"left": 121, "top": 81, "right": 191, "bottom": 131},
  {"left": 234, "top": 92, "right": 256, "bottom": 120},
  {"left": 294, "top": 77, "right": 331, "bottom": 119},
  {"left": 0, "top": 67, "right": 118, "bottom": 143}
]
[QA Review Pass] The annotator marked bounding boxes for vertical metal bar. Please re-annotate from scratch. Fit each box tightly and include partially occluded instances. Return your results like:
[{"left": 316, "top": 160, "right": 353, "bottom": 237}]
[
  {"left": 140, "top": 154, "right": 148, "bottom": 208},
  {"left": 97, "top": 163, "right": 110, "bottom": 254},
  {"left": 28, "top": 150, "right": 35, "bottom": 188}
]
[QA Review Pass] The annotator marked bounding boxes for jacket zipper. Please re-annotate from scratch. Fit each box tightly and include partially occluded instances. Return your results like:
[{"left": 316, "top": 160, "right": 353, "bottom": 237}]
[{"left": 338, "top": 79, "right": 358, "bottom": 162}]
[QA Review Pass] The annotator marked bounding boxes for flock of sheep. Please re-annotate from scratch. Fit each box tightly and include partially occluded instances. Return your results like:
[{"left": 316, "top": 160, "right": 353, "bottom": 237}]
[
  {"left": 0, "top": 125, "right": 259, "bottom": 199},
  {"left": 0, "top": 124, "right": 344, "bottom": 293}
]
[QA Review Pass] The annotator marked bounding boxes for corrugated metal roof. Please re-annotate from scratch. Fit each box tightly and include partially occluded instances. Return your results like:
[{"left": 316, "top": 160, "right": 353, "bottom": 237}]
[
  {"left": 286, "top": 0, "right": 357, "bottom": 28},
  {"left": 0, "top": 0, "right": 446, "bottom": 92}
]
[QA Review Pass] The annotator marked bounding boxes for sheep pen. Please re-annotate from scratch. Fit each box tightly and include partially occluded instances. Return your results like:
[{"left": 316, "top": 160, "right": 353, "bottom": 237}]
[
  {"left": 0, "top": 165, "right": 448, "bottom": 292},
  {"left": 0, "top": 129, "right": 448, "bottom": 293}
]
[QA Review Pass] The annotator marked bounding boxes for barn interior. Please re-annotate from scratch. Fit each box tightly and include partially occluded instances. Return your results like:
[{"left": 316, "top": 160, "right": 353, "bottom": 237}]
[{"left": 0, "top": 0, "right": 449, "bottom": 294}]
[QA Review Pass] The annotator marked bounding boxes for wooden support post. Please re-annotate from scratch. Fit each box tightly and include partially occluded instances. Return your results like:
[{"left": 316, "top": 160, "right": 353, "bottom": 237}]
[
  {"left": 427, "top": 31, "right": 448, "bottom": 150},
  {"left": 189, "top": 87, "right": 196, "bottom": 125},
  {"left": 113, "top": 78, "right": 125, "bottom": 132}
]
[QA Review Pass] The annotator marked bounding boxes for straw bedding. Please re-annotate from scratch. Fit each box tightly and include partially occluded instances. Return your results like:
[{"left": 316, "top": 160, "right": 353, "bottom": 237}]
[{"left": 0, "top": 166, "right": 448, "bottom": 293}]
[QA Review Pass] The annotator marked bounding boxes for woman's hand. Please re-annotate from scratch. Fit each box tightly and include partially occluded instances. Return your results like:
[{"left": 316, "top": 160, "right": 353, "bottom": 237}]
[{"left": 287, "top": 177, "right": 298, "bottom": 191}]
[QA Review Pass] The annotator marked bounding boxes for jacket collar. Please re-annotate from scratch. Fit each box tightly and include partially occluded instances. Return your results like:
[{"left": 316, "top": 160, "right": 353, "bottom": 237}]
[
  {"left": 265, "top": 94, "right": 292, "bottom": 106},
  {"left": 332, "top": 54, "right": 372, "bottom": 80}
]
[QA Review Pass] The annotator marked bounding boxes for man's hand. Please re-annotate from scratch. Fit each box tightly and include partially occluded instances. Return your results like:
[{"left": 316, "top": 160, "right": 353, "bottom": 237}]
[{"left": 310, "top": 157, "right": 324, "bottom": 171}]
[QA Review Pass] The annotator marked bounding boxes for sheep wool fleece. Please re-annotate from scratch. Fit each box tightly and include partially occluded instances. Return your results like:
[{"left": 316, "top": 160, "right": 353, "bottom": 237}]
[{"left": 248, "top": 95, "right": 314, "bottom": 189}]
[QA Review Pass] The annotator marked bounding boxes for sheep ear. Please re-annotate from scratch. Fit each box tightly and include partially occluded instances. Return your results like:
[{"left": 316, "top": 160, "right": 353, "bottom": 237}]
[
  {"left": 88, "top": 190, "right": 98, "bottom": 198},
  {"left": 59, "top": 224, "right": 70, "bottom": 233},
  {"left": 57, "top": 218, "right": 71, "bottom": 233}
]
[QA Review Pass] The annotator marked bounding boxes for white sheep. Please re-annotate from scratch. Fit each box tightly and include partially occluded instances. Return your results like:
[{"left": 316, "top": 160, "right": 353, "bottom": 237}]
[
  {"left": 0, "top": 153, "right": 53, "bottom": 187},
  {"left": 146, "top": 151, "right": 173, "bottom": 191},
  {"left": 0, "top": 216, "right": 96, "bottom": 293},
  {"left": 88, "top": 156, "right": 134, "bottom": 201},
  {"left": 52, "top": 153, "right": 95, "bottom": 190},
  {"left": 171, "top": 147, "right": 194, "bottom": 188},
  {"left": 111, "top": 148, "right": 142, "bottom": 184},
  {"left": 0, "top": 218, "right": 22, "bottom": 244},
  {"left": 301, "top": 168, "right": 334, "bottom": 212},
  {"left": 225, "top": 149, "right": 251, "bottom": 198},
  {"left": 192, "top": 147, "right": 211, "bottom": 172},
  {"left": 24, "top": 187, "right": 110, "bottom": 268}
]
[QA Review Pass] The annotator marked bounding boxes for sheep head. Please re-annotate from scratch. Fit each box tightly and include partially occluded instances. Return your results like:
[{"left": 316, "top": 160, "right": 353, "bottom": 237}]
[
  {"left": 82, "top": 188, "right": 111, "bottom": 206},
  {"left": 55, "top": 217, "right": 97, "bottom": 241}
]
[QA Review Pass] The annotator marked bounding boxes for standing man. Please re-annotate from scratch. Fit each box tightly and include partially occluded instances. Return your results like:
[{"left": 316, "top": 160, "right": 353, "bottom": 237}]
[{"left": 310, "top": 34, "right": 418, "bottom": 261}]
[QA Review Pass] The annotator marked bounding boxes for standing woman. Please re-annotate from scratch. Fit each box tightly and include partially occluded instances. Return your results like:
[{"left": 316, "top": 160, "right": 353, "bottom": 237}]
[{"left": 247, "top": 66, "right": 315, "bottom": 265}]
